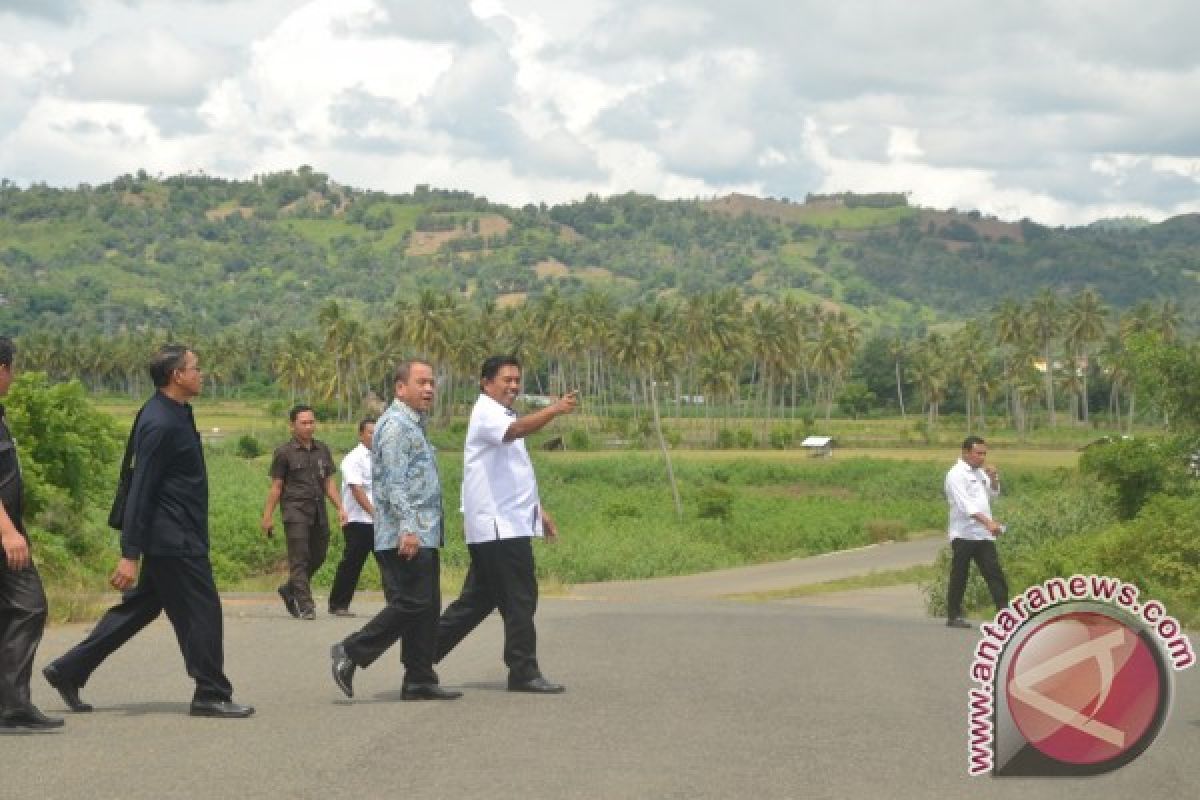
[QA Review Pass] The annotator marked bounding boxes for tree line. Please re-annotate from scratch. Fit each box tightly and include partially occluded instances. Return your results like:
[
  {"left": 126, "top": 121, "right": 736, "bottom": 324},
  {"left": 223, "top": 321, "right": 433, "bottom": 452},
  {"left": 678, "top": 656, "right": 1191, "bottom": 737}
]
[{"left": 13, "top": 285, "right": 1187, "bottom": 443}]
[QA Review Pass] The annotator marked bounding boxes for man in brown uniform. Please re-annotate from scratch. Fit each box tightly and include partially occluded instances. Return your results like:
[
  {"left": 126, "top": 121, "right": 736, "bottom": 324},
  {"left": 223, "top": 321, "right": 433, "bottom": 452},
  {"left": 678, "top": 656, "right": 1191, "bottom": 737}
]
[{"left": 261, "top": 405, "right": 346, "bottom": 619}]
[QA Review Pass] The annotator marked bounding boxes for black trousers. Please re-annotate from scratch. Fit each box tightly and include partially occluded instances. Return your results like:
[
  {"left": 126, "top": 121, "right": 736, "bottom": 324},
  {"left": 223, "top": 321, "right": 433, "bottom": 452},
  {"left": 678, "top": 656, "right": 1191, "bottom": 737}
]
[
  {"left": 48, "top": 556, "right": 233, "bottom": 704},
  {"left": 436, "top": 537, "right": 541, "bottom": 683},
  {"left": 341, "top": 549, "right": 439, "bottom": 685},
  {"left": 0, "top": 561, "right": 47, "bottom": 712},
  {"left": 281, "top": 517, "right": 330, "bottom": 614},
  {"left": 946, "top": 538, "right": 1010, "bottom": 620},
  {"left": 328, "top": 522, "right": 374, "bottom": 612}
]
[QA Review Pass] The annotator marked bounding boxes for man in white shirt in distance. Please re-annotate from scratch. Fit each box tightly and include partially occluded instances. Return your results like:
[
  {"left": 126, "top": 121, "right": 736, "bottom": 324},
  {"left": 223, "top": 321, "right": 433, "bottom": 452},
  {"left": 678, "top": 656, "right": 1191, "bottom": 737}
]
[
  {"left": 944, "top": 435, "right": 1009, "bottom": 629},
  {"left": 328, "top": 418, "right": 376, "bottom": 616}
]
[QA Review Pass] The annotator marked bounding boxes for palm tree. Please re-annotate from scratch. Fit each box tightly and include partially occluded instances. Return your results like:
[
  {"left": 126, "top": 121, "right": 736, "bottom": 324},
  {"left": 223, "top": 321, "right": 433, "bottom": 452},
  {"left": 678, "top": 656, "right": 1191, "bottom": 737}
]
[
  {"left": 952, "top": 322, "right": 985, "bottom": 432},
  {"left": 910, "top": 333, "right": 948, "bottom": 428},
  {"left": 1063, "top": 289, "right": 1109, "bottom": 422},
  {"left": 1028, "top": 289, "right": 1061, "bottom": 427}
]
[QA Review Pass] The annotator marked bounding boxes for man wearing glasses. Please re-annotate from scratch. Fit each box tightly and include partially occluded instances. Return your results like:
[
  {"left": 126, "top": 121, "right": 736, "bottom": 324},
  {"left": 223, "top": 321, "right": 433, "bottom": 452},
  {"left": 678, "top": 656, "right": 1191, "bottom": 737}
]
[{"left": 43, "top": 345, "right": 253, "bottom": 718}]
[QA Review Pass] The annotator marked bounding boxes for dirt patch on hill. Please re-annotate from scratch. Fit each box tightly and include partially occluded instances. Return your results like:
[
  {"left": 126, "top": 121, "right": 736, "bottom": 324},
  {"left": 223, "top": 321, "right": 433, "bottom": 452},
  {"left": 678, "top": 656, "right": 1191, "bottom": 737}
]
[
  {"left": 534, "top": 258, "right": 570, "bottom": 278},
  {"left": 477, "top": 213, "right": 511, "bottom": 238},
  {"left": 406, "top": 212, "right": 512, "bottom": 256},
  {"left": 407, "top": 230, "right": 459, "bottom": 256},
  {"left": 206, "top": 206, "right": 255, "bottom": 221},
  {"left": 917, "top": 210, "right": 1024, "bottom": 243},
  {"left": 497, "top": 291, "right": 527, "bottom": 308},
  {"left": 557, "top": 223, "right": 583, "bottom": 242}
]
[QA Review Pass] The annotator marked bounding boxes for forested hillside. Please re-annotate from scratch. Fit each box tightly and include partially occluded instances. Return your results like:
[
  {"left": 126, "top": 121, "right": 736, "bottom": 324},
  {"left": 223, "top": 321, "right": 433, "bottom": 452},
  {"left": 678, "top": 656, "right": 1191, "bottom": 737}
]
[{"left": 2, "top": 167, "right": 1197, "bottom": 341}]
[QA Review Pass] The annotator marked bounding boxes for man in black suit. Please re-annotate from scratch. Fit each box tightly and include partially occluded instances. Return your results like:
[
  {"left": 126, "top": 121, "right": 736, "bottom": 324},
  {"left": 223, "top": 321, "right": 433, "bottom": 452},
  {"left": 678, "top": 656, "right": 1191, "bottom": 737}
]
[
  {"left": 1, "top": 335, "right": 63, "bottom": 733},
  {"left": 42, "top": 345, "right": 253, "bottom": 718}
]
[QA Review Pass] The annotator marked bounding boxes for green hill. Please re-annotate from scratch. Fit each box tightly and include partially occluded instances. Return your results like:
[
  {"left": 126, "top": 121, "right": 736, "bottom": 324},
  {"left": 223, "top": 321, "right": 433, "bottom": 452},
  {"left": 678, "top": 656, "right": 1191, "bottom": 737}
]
[{"left": 1, "top": 167, "right": 1196, "bottom": 342}]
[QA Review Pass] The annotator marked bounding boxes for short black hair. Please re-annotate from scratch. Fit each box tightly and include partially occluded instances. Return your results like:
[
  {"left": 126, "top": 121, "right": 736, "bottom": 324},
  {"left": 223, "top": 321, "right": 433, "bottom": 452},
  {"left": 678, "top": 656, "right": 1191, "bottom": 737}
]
[
  {"left": 393, "top": 358, "right": 432, "bottom": 385},
  {"left": 357, "top": 417, "right": 377, "bottom": 434},
  {"left": 962, "top": 435, "right": 986, "bottom": 451},
  {"left": 0, "top": 336, "right": 13, "bottom": 369},
  {"left": 480, "top": 355, "right": 520, "bottom": 383},
  {"left": 289, "top": 404, "right": 314, "bottom": 422},
  {"left": 149, "top": 344, "right": 190, "bottom": 389}
]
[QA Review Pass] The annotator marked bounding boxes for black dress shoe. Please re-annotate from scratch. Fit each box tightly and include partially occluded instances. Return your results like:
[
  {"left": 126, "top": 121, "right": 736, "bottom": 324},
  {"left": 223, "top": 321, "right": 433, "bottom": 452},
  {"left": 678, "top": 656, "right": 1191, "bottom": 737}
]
[
  {"left": 507, "top": 676, "right": 565, "bottom": 694},
  {"left": 328, "top": 608, "right": 355, "bottom": 617},
  {"left": 189, "top": 700, "right": 255, "bottom": 718},
  {"left": 43, "top": 664, "right": 93, "bottom": 712},
  {"left": 400, "top": 683, "right": 462, "bottom": 701},
  {"left": 946, "top": 617, "right": 974, "bottom": 629},
  {"left": 331, "top": 643, "right": 355, "bottom": 698},
  {"left": 278, "top": 586, "right": 300, "bottom": 618},
  {"left": 0, "top": 704, "right": 64, "bottom": 732}
]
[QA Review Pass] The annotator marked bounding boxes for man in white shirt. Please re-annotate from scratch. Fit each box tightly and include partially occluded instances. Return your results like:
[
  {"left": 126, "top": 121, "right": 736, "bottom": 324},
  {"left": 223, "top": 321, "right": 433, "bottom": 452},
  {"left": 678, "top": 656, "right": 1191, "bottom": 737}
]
[
  {"left": 327, "top": 418, "right": 375, "bottom": 616},
  {"left": 944, "top": 436, "right": 1009, "bottom": 629},
  {"left": 434, "top": 355, "right": 577, "bottom": 693}
]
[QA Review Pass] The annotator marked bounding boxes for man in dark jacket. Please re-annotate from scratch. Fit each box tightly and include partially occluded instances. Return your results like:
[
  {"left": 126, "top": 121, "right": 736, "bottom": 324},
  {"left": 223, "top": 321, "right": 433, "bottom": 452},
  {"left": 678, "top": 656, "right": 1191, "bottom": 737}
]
[
  {"left": 0, "top": 335, "right": 63, "bottom": 733},
  {"left": 41, "top": 345, "right": 253, "bottom": 718}
]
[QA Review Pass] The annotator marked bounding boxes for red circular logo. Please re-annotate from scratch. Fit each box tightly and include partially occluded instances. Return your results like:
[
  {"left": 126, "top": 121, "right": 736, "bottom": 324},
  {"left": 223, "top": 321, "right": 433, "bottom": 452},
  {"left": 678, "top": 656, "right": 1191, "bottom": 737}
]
[{"left": 1005, "top": 611, "right": 1163, "bottom": 766}]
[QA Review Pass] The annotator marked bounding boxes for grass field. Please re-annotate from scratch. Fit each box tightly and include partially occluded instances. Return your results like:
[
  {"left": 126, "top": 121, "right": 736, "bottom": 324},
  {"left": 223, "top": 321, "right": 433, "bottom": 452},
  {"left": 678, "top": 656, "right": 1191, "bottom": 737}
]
[{"left": 33, "top": 398, "right": 1105, "bottom": 623}]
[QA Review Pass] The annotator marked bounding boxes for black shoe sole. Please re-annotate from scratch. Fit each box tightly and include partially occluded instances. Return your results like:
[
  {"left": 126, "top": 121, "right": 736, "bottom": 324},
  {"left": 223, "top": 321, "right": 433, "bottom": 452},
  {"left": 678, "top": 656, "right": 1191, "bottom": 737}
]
[
  {"left": 331, "top": 645, "right": 354, "bottom": 698},
  {"left": 0, "top": 726, "right": 62, "bottom": 734}
]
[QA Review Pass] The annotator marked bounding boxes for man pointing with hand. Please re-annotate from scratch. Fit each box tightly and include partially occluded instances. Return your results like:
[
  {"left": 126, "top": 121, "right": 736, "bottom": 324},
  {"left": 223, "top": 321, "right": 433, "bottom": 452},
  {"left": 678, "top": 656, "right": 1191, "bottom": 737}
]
[{"left": 434, "top": 355, "right": 577, "bottom": 694}]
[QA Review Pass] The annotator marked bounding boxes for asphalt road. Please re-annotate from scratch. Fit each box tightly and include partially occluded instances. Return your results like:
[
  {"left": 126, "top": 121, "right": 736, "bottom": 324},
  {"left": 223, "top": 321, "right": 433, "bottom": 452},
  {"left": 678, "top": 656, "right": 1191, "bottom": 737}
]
[{"left": 8, "top": 544, "right": 1198, "bottom": 800}]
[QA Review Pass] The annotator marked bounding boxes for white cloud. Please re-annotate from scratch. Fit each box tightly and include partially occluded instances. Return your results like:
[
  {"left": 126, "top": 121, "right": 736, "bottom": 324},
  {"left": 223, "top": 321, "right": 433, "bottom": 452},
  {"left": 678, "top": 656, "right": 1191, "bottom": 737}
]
[
  {"left": 0, "top": 0, "right": 1199, "bottom": 224},
  {"left": 65, "top": 29, "right": 236, "bottom": 105}
]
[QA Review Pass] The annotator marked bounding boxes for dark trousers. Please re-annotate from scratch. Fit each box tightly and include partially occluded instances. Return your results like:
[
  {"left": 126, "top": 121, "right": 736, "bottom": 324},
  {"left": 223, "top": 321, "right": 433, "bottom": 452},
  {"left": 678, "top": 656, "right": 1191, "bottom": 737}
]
[
  {"left": 0, "top": 561, "right": 47, "bottom": 711},
  {"left": 281, "top": 518, "right": 330, "bottom": 613},
  {"left": 946, "top": 538, "right": 1010, "bottom": 620},
  {"left": 48, "top": 556, "right": 233, "bottom": 704},
  {"left": 436, "top": 537, "right": 541, "bottom": 683},
  {"left": 341, "top": 549, "right": 439, "bottom": 685},
  {"left": 328, "top": 522, "right": 374, "bottom": 612}
]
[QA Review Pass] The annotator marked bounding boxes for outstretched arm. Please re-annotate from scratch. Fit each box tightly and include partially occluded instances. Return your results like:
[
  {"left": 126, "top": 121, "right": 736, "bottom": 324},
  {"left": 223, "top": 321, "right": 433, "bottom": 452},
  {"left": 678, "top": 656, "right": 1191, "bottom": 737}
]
[{"left": 504, "top": 391, "right": 578, "bottom": 442}]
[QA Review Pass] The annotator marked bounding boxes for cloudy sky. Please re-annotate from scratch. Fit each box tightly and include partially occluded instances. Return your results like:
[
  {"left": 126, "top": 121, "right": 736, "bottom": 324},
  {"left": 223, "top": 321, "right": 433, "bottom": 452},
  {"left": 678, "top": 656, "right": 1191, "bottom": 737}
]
[{"left": 2, "top": 0, "right": 1199, "bottom": 226}]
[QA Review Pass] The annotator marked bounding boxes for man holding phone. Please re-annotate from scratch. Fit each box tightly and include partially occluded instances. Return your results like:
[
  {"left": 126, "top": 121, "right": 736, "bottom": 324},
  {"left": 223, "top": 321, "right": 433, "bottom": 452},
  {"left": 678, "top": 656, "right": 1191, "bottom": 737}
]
[
  {"left": 944, "top": 435, "right": 1009, "bottom": 629},
  {"left": 434, "top": 355, "right": 577, "bottom": 693}
]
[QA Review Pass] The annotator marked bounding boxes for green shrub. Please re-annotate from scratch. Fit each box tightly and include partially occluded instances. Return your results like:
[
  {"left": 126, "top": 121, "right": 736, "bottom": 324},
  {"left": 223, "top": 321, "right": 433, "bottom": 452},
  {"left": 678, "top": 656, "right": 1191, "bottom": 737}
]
[
  {"left": 768, "top": 427, "right": 794, "bottom": 449},
  {"left": 695, "top": 485, "right": 735, "bottom": 521},
  {"left": 236, "top": 434, "right": 262, "bottom": 459},
  {"left": 1090, "top": 494, "right": 1200, "bottom": 623},
  {"left": 864, "top": 519, "right": 907, "bottom": 543},
  {"left": 1079, "top": 436, "right": 1189, "bottom": 519},
  {"left": 735, "top": 428, "right": 755, "bottom": 449},
  {"left": 716, "top": 428, "right": 735, "bottom": 449},
  {"left": 603, "top": 502, "right": 641, "bottom": 520},
  {"left": 567, "top": 429, "right": 592, "bottom": 451}
]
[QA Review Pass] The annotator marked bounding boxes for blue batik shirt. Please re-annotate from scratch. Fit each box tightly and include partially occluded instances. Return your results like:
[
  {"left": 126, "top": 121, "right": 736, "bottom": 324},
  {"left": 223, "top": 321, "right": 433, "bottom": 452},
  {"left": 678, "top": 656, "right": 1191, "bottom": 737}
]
[{"left": 371, "top": 399, "right": 443, "bottom": 551}]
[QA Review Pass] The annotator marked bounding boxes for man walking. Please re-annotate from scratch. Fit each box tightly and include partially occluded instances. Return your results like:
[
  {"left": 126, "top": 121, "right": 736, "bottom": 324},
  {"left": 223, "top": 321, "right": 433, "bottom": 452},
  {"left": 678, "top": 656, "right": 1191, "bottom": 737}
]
[
  {"left": 0, "top": 336, "right": 63, "bottom": 733},
  {"left": 944, "top": 435, "right": 1009, "bottom": 629},
  {"left": 42, "top": 345, "right": 253, "bottom": 718},
  {"left": 330, "top": 360, "right": 460, "bottom": 701},
  {"left": 327, "top": 417, "right": 376, "bottom": 616},
  {"left": 435, "top": 355, "right": 576, "bottom": 694},
  {"left": 261, "top": 405, "right": 346, "bottom": 620}
]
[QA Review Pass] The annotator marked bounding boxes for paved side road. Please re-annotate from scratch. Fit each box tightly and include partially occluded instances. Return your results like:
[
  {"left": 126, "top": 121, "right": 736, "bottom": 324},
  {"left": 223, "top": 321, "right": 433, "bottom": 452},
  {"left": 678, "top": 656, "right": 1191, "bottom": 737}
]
[
  {"left": 8, "top": 545, "right": 1198, "bottom": 800},
  {"left": 569, "top": 535, "right": 945, "bottom": 602}
]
